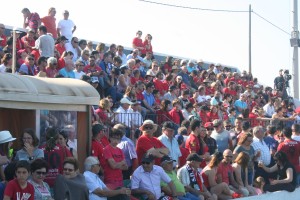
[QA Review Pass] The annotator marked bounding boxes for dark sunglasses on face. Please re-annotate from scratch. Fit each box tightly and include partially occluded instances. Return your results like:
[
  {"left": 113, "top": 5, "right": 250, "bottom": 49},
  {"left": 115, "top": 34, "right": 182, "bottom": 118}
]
[
  {"left": 144, "top": 126, "right": 153, "bottom": 130},
  {"left": 35, "top": 171, "right": 47, "bottom": 175},
  {"left": 206, "top": 128, "right": 213, "bottom": 131},
  {"left": 142, "top": 161, "right": 150, "bottom": 165}
]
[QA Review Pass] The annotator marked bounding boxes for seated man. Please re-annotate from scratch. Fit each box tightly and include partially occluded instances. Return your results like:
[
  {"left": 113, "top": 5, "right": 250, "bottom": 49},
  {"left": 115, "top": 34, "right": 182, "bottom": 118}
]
[
  {"left": 160, "top": 155, "right": 199, "bottom": 200},
  {"left": 83, "top": 156, "right": 130, "bottom": 200},
  {"left": 177, "top": 153, "right": 217, "bottom": 200},
  {"left": 131, "top": 154, "right": 178, "bottom": 200}
]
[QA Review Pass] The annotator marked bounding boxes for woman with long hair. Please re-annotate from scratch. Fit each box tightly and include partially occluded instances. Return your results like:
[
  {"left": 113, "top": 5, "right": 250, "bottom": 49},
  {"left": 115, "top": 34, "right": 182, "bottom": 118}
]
[
  {"left": 258, "top": 151, "right": 297, "bottom": 192},
  {"left": 201, "top": 152, "right": 234, "bottom": 199},
  {"left": 232, "top": 152, "right": 257, "bottom": 196},
  {"left": 0, "top": 53, "right": 13, "bottom": 73},
  {"left": 233, "top": 133, "right": 256, "bottom": 186},
  {"left": 39, "top": 127, "right": 72, "bottom": 188},
  {"left": 117, "top": 66, "right": 131, "bottom": 93},
  {"left": 156, "top": 99, "right": 172, "bottom": 125},
  {"left": 95, "top": 98, "right": 114, "bottom": 125},
  {"left": 58, "top": 130, "right": 78, "bottom": 159},
  {"left": 163, "top": 56, "right": 173, "bottom": 74},
  {"left": 15, "top": 128, "right": 44, "bottom": 161}
]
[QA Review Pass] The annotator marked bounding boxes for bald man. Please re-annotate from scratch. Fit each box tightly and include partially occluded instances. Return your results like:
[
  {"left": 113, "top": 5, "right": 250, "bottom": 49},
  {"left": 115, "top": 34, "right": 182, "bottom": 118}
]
[{"left": 217, "top": 149, "right": 249, "bottom": 197}]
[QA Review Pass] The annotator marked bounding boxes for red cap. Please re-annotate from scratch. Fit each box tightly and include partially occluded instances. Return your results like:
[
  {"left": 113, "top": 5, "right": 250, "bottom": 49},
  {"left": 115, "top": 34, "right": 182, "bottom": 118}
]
[{"left": 204, "top": 122, "right": 213, "bottom": 128}]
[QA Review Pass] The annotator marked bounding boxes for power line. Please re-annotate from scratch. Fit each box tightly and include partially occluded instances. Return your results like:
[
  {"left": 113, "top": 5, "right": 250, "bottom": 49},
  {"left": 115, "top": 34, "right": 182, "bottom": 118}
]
[
  {"left": 252, "top": 11, "right": 290, "bottom": 36},
  {"left": 139, "top": 0, "right": 290, "bottom": 36},
  {"left": 138, "top": 0, "right": 248, "bottom": 13}
]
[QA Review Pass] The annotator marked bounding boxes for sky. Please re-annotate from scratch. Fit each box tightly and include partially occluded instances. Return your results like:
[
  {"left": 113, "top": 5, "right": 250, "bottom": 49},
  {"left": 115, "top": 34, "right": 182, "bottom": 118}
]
[{"left": 0, "top": 0, "right": 296, "bottom": 94}]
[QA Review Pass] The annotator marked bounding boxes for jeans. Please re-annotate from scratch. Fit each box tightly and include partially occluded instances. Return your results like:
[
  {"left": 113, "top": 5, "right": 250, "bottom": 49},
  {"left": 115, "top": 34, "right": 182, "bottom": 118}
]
[{"left": 178, "top": 192, "right": 199, "bottom": 200}]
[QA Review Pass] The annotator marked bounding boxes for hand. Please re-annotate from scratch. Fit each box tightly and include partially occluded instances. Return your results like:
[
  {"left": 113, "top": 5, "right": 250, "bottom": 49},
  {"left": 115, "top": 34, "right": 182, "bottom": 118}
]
[
  {"left": 270, "top": 179, "right": 278, "bottom": 185},
  {"left": 24, "top": 143, "right": 34, "bottom": 156},
  {"left": 256, "top": 150, "right": 261, "bottom": 157},
  {"left": 146, "top": 192, "right": 156, "bottom": 200}
]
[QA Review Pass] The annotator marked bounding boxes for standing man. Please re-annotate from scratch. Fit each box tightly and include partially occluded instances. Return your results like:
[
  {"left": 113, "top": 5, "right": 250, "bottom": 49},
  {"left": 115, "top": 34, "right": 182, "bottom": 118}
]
[
  {"left": 34, "top": 25, "right": 55, "bottom": 58},
  {"left": 41, "top": 7, "right": 57, "bottom": 39},
  {"left": 22, "top": 8, "right": 41, "bottom": 33},
  {"left": 158, "top": 121, "right": 182, "bottom": 168},
  {"left": 211, "top": 119, "right": 233, "bottom": 152},
  {"left": 57, "top": 10, "right": 76, "bottom": 40},
  {"left": 274, "top": 69, "right": 288, "bottom": 99},
  {"left": 185, "top": 119, "right": 201, "bottom": 154}
]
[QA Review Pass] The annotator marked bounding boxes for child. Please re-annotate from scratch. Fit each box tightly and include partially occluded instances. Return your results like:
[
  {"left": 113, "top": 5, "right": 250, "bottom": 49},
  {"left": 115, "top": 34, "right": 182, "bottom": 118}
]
[
  {"left": 228, "top": 107, "right": 236, "bottom": 126},
  {"left": 3, "top": 160, "right": 34, "bottom": 200},
  {"left": 253, "top": 176, "right": 265, "bottom": 195}
]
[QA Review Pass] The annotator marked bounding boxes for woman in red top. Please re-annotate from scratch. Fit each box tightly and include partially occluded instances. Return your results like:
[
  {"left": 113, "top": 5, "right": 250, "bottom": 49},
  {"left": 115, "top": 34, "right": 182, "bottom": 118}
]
[
  {"left": 198, "top": 127, "right": 211, "bottom": 169},
  {"left": 132, "top": 30, "right": 144, "bottom": 54},
  {"left": 201, "top": 152, "right": 233, "bottom": 199},
  {"left": 130, "top": 69, "right": 143, "bottom": 85},
  {"left": 162, "top": 56, "right": 173, "bottom": 74},
  {"left": 207, "top": 106, "right": 219, "bottom": 122},
  {"left": 95, "top": 99, "right": 110, "bottom": 125},
  {"left": 156, "top": 100, "right": 172, "bottom": 125},
  {"left": 141, "top": 34, "right": 153, "bottom": 57},
  {"left": 168, "top": 99, "right": 184, "bottom": 125},
  {"left": 55, "top": 36, "right": 68, "bottom": 56}
]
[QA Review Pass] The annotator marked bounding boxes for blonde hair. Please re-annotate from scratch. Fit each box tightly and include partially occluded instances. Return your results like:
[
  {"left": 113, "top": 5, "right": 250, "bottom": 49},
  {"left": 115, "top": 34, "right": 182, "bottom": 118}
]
[{"left": 99, "top": 99, "right": 110, "bottom": 110}]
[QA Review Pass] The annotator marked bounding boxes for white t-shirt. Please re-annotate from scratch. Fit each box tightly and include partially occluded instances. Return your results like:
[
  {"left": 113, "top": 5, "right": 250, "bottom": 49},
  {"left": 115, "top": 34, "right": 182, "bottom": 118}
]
[
  {"left": 73, "top": 70, "right": 85, "bottom": 79},
  {"left": 292, "top": 135, "right": 300, "bottom": 142},
  {"left": 57, "top": 19, "right": 75, "bottom": 40}
]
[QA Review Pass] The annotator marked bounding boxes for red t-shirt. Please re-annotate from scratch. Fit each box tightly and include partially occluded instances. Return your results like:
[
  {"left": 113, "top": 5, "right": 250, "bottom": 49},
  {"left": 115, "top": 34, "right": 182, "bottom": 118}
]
[
  {"left": 168, "top": 108, "right": 182, "bottom": 124},
  {"left": 217, "top": 162, "right": 233, "bottom": 184},
  {"left": 41, "top": 15, "right": 57, "bottom": 38},
  {"left": 136, "top": 90, "right": 145, "bottom": 101},
  {"left": 130, "top": 76, "right": 143, "bottom": 85},
  {"left": 277, "top": 139, "right": 300, "bottom": 172},
  {"left": 223, "top": 87, "right": 237, "bottom": 97},
  {"left": 179, "top": 147, "right": 190, "bottom": 168},
  {"left": 153, "top": 78, "right": 167, "bottom": 95},
  {"left": 185, "top": 133, "right": 200, "bottom": 154},
  {"left": 95, "top": 108, "right": 108, "bottom": 123},
  {"left": 132, "top": 37, "right": 144, "bottom": 50},
  {"left": 136, "top": 134, "right": 166, "bottom": 165},
  {"left": 55, "top": 44, "right": 66, "bottom": 56},
  {"left": 142, "top": 39, "right": 152, "bottom": 54},
  {"left": 4, "top": 179, "right": 34, "bottom": 200},
  {"left": 207, "top": 112, "right": 219, "bottom": 122},
  {"left": 39, "top": 144, "right": 72, "bottom": 187},
  {"left": 91, "top": 137, "right": 110, "bottom": 168},
  {"left": 83, "top": 65, "right": 102, "bottom": 74},
  {"left": 103, "top": 145, "right": 125, "bottom": 189},
  {"left": 248, "top": 113, "right": 260, "bottom": 127},
  {"left": 199, "top": 111, "right": 209, "bottom": 125}
]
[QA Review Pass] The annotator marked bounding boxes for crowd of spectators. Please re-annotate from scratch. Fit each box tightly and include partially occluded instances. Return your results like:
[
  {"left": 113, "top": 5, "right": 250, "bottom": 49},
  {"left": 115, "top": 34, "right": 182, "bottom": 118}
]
[{"left": 0, "top": 6, "right": 300, "bottom": 200}]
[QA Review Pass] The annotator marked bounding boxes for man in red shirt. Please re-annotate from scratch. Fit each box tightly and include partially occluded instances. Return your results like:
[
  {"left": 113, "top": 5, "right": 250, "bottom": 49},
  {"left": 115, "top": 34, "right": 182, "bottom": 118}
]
[
  {"left": 22, "top": 8, "right": 41, "bottom": 33},
  {"left": 91, "top": 123, "right": 110, "bottom": 169},
  {"left": 103, "top": 128, "right": 127, "bottom": 189},
  {"left": 41, "top": 7, "right": 58, "bottom": 39},
  {"left": 136, "top": 120, "right": 169, "bottom": 165},
  {"left": 277, "top": 127, "right": 300, "bottom": 175},
  {"left": 185, "top": 119, "right": 202, "bottom": 154},
  {"left": 217, "top": 149, "right": 247, "bottom": 196},
  {"left": 223, "top": 81, "right": 237, "bottom": 100},
  {"left": 132, "top": 30, "right": 144, "bottom": 52}
]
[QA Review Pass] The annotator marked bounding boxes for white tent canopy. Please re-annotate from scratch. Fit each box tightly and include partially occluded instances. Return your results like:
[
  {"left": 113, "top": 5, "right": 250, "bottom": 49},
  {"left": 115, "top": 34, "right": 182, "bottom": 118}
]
[{"left": 0, "top": 73, "right": 100, "bottom": 111}]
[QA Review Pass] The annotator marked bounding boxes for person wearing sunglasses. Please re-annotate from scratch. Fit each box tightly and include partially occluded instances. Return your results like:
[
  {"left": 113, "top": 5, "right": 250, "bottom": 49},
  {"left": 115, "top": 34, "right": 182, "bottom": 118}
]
[
  {"left": 28, "top": 159, "right": 53, "bottom": 200},
  {"left": 132, "top": 154, "right": 178, "bottom": 200},
  {"left": 54, "top": 157, "right": 89, "bottom": 200},
  {"left": 258, "top": 151, "right": 297, "bottom": 192},
  {"left": 136, "top": 120, "right": 169, "bottom": 165},
  {"left": 203, "top": 122, "right": 218, "bottom": 155}
]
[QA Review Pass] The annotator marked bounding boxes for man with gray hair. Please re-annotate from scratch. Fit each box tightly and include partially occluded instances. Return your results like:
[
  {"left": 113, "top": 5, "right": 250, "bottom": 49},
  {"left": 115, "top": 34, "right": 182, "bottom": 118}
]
[
  {"left": 83, "top": 156, "right": 131, "bottom": 200},
  {"left": 59, "top": 59, "right": 75, "bottom": 78},
  {"left": 45, "top": 57, "right": 58, "bottom": 78},
  {"left": 251, "top": 126, "right": 271, "bottom": 181}
]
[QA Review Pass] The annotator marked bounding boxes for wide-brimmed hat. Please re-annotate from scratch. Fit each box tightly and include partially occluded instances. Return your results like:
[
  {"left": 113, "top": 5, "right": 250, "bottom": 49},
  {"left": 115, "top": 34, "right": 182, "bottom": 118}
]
[
  {"left": 120, "top": 97, "right": 133, "bottom": 105},
  {"left": 139, "top": 120, "right": 158, "bottom": 132},
  {"left": 0, "top": 131, "right": 16, "bottom": 144}
]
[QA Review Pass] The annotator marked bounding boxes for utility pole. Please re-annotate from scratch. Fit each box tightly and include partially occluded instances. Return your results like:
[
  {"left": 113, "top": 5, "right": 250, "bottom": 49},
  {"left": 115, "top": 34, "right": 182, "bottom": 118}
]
[
  {"left": 249, "top": 4, "right": 252, "bottom": 73},
  {"left": 291, "top": 0, "right": 299, "bottom": 99}
]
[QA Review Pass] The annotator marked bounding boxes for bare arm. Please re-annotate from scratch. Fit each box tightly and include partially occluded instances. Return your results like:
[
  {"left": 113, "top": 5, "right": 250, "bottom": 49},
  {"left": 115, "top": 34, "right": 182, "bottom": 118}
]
[
  {"left": 72, "top": 25, "right": 77, "bottom": 34},
  {"left": 273, "top": 168, "right": 294, "bottom": 184},
  {"left": 233, "top": 164, "right": 245, "bottom": 187},
  {"left": 93, "top": 187, "right": 129, "bottom": 197}
]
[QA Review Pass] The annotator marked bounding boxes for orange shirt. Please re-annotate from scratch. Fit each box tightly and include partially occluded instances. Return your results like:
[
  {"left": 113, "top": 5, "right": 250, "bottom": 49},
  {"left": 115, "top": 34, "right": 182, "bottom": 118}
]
[{"left": 41, "top": 16, "right": 57, "bottom": 38}]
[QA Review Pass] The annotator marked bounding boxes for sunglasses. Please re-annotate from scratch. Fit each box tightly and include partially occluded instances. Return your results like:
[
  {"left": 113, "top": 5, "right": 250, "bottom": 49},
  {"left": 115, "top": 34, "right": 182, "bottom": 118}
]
[
  {"left": 206, "top": 128, "right": 214, "bottom": 131},
  {"left": 28, "top": 58, "right": 34, "bottom": 61},
  {"left": 142, "top": 161, "right": 151, "bottom": 165},
  {"left": 35, "top": 171, "right": 47, "bottom": 175},
  {"left": 63, "top": 168, "right": 74, "bottom": 172},
  {"left": 144, "top": 126, "right": 153, "bottom": 130},
  {"left": 225, "top": 155, "right": 233, "bottom": 158}
]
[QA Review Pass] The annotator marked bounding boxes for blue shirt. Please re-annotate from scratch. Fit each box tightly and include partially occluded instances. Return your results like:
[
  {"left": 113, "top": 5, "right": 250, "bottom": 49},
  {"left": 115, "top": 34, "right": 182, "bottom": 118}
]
[
  {"left": 142, "top": 91, "right": 155, "bottom": 107},
  {"left": 234, "top": 99, "right": 247, "bottom": 116},
  {"left": 15, "top": 148, "right": 44, "bottom": 161},
  {"left": 117, "top": 136, "right": 137, "bottom": 167},
  {"left": 59, "top": 68, "right": 75, "bottom": 78},
  {"left": 83, "top": 171, "right": 107, "bottom": 200}
]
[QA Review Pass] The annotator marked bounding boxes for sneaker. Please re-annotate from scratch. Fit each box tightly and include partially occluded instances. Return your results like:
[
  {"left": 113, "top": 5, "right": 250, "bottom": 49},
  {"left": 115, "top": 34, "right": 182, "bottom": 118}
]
[{"left": 232, "top": 192, "right": 243, "bottom": 199}]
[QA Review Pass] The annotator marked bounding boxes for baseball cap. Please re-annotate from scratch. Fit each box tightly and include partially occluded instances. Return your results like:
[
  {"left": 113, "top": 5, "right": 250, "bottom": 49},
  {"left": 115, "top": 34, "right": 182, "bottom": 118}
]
[
  {"left": 160, "top": 155, "right": 175, "bottom": 165},
  {"left": 213, "top": 119, "right": 223, "bottom": 127},
  {"left": 120, "top": 97, "right": 133, "bottom": 105}
]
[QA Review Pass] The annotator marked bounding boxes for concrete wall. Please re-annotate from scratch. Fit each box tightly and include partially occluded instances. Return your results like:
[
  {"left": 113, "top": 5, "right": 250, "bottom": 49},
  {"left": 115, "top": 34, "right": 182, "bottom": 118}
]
[{"left": 237, "top": 188, "right": 300, "bottom": 200}]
